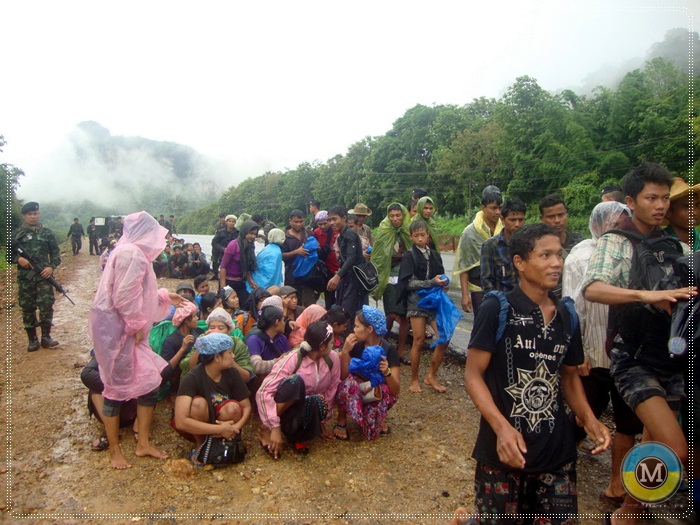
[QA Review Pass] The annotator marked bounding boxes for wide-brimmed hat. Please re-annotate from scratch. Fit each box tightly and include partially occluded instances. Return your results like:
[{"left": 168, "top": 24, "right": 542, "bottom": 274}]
[
  {"left": 669, "top": 177, "right": 700, "bottom": 201},
  {"left": 348, "top": 203, "right": 372, "bottom": 216}
]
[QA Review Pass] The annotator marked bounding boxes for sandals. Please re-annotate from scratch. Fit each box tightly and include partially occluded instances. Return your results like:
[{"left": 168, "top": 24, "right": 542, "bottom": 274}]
[
  {"left": 189, "top": 448, "right": 205, "bottom": 467},
  {"left": 293, "top": 442, "right": 309, "bottom": 455},
  {"left": 379, "top": 424, "right": 392, "bottom": 436},
  {"left": 333, "top": 424, "right": 350, "bottom": 441},
  {"left": 399, "top": 355, "right": 411, "bottom": 366},
  {"left": 90, "top": 433, "right": 109, "bottom": 452}
]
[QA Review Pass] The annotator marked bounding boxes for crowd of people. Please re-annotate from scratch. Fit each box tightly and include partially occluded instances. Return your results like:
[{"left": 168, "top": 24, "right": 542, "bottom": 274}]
[{"left": 12, "top": 162, "right": 698, "bottom": 522}]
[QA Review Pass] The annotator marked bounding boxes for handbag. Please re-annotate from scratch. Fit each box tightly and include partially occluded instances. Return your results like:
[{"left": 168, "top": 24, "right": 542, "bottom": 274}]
[
  {"left": 359, "top": 381, "right": 382, "bottom": 404},
  {"left": 352, "top": 260, "right": 379, "bottom": 293},
  {"left": 195, "top": 434, "right": 247, "bottom": 467},
  {"left": 306, "top": 260, "right": 332, "bottom": 292}
]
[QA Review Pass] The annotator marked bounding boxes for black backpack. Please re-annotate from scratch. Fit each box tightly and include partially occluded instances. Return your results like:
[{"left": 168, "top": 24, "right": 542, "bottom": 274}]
[{"left": 605, "top": 229, "right": 686, "bottom": 371}]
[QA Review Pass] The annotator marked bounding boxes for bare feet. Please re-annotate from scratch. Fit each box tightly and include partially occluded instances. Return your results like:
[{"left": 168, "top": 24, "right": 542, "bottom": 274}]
[
  {"left": 450, "top": 507, "right": 470, "bottom": 525},
  {"left": 409, "top": 380, "right": 423, "bottom": 393},
  {"left": 423, "top": 376, "right": 447, "bottom": 393},
  {"left": 135, "top": 443, "right": 169, "bottom": 459},
  {"left": 109, "top": 446, "right": 132, "bottom": 470}
]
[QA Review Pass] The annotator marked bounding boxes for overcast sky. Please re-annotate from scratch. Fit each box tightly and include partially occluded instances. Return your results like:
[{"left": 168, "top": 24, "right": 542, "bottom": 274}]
[{"left": 3, "top": 0, "right": 697, "bottom": 201}]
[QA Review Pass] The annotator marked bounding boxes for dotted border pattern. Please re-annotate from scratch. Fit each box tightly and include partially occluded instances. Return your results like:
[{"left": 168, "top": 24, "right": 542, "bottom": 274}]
[{"left": 3, "top": 3, "right": 697, "bottom": 521}]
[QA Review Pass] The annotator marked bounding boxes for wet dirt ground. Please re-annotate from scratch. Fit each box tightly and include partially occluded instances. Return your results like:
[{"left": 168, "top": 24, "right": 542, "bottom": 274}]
[{"left": 0, "top": 248, "right": 694, "bottom": 524}]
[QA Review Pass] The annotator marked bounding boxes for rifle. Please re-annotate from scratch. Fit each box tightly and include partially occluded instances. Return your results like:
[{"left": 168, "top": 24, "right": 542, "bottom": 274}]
[{"left": 14, "top": 245, "right": 76, "bottom": 305}]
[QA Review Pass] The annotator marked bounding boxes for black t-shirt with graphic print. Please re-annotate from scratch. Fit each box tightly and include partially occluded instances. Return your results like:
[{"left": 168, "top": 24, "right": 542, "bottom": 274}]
[{"left": 468, "top": 285, "right": 584, "bottom": 473}]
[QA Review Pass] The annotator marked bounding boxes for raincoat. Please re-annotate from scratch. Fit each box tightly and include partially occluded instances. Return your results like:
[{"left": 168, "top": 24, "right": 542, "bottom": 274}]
[
  {"left": 247, "top": 243, "right": 283, "bottom": 292},
  {"left": 88, "top": 211, "right": 172, "bottom": 401},
  {"left": 453, "top": 210, "right": 503, "bottom": 292},
  {"left": 370, "top": 203, "right": 412, "bottom": 300},
  {"left": 410, "top": 197, "right": 440, "bottom": 253}
]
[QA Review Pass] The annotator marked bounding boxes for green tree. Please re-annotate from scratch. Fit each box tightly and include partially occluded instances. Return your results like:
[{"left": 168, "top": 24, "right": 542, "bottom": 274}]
[{"left": 1, "top": 135, "right": 25, "bottom": 247}]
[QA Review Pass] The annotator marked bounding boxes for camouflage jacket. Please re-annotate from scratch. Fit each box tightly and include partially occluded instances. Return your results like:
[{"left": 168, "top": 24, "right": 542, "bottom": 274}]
[{"left": 12, "top": 224, "right": 62, "bottom": 280}]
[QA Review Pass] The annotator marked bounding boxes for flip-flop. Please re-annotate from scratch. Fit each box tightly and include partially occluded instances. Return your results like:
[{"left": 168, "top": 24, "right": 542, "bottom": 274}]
[
  {"left": 293, "top": 442, "right": 309, "bottom": 455},
  {"left": 333, "top": 424, "right": 350, "bottom": 441},
  {"left": 90, "top": 433, "right": 109, "bottom": 452},
  {"left": 599, "top": 491, "right": 624, "bottom": 507},
  {"left": 399, "top": 356, "right": 411, "bottom": 365},
  {"left": 379, "top": 425, "right": 391, "bottom": 436}
]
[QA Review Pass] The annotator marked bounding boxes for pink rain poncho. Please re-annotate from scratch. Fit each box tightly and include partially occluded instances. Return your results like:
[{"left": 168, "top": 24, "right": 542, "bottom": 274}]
[{"left": 89, "top": 212, "right": 172, "bottom": 401}]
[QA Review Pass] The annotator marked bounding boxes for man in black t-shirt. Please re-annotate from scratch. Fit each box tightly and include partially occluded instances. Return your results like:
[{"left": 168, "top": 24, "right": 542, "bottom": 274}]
[{"left": 465, "top": 223, "right": 610, "bottom": 520}]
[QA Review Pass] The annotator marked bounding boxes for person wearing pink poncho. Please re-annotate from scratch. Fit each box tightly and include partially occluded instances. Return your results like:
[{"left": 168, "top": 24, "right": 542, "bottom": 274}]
[{"left": 89, "top": 211, "right": 185, "bottom": 469}]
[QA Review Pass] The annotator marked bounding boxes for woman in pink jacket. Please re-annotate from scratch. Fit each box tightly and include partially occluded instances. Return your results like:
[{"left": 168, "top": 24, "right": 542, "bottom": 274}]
[
  {"left": 89, "top": 211, "right": 185, "bottom": 469},
  {"left": 256, "top": 321, "right": 341, "bottom": 459}
]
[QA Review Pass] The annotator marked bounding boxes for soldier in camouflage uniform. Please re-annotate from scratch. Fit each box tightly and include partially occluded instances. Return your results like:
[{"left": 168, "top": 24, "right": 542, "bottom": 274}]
[
  {"left": 13, "top": 202, "right": 62, "bottom": 351},
  {"left": 67, "top": 217, "right": 85, "bottom": 255}
]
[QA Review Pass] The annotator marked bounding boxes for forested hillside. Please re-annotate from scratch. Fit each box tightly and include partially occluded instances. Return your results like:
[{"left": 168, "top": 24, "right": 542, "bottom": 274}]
[{"left": 179, "top": 30, "right": 699, "bottom": 234}]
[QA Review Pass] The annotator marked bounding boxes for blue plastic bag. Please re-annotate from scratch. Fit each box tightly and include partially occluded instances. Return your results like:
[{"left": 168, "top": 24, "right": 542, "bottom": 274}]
[
  {"left": 416, "top": 275, "right": 462, "bottom": 348},
  {"left": 348, "top": 345, "right": 387, "bottom": 387},
  {"left": 292, "top": 236, "right": 320, "bottom": 278}
]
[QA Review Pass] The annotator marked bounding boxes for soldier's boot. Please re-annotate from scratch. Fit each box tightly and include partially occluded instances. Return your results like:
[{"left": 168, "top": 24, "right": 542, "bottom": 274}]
[
  {"left": 40, "top": 323, "right": 60, "bottom": 349},
  {"left": 26, "top": 328, "right": 40, "bottom": 352}
]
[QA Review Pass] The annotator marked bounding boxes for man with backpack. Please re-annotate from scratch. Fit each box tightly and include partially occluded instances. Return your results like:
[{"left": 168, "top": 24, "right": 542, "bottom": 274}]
[
  {"left": 465, "top": 223, "right": 610, "bottom": 519},
  {"left": 583, "top": 162, "right": 696, "bottom": 523}
]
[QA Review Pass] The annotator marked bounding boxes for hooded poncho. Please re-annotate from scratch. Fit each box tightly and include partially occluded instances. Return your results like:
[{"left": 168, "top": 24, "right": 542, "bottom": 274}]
[
  {"left": 410, "top": 197, "right": 440, "bottom": 253},
  {"left": 370, "top": 203, "right": 412, "bottom": 300},
  {"left": 88, "top": 211, "right": 172, "bottom": 401}
]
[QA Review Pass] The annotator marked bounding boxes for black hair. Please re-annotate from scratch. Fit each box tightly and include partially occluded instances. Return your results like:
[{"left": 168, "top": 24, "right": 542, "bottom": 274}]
[
  {"left": 289, "top": 209, "right": 305, "bottom": 220},
  {"left": 501, "top": 197, "right": 527, "bottom": 219},
  {"left": 301, "top": 320, "right": 333, "bottom": 355},
  {"left": 193, "top": 242, "right": 201, "bottom": 248},
  {"left": 247, "top": 287, "right": 272, "bottom": 320},
  {"left": 621, "top": 162, "right": 673, "bottom": 200},
  {"left": 407, "top": 199, "right": 418, "bottom": 211},
  {"left": 74, "top": 217, "right": 79, "bottom": 221},
  {"left": 199, "top": 292, "right": 218, "bottom": 317},
  {"left": 347, "top": 213, "right": 358, "bottom": 223},
  {"left": 328, "top": 205, "right": 347, "bottom": 218},
  {"left": 509, "top": 223, "right": 559, "bottom": 262},
  {"left": 309, "top": 199, "right": 321, "bottom": 208},
  {"left": 257, "top": 305, "right": 284, "bottom": 331},
  {"left": 199, "top": 353, "right": 216, "bottom": 365},
  {"left": 411, "top": 188, "right": 428, "bottom": 199},
  {"left": 193, "top": 275, "right": 208, "bottom": 290},
  {"left": 387, "top": 203, "right": 403, "bottom": 213},
  {"left": 251, "top": 213, "right": 264, "bottom": 223},
  {"left": 323, "top": 305, "right": 351, "bottom": 325},
  {"left": 409, "top": 220, "right": 428, "bottom": 233},
  {"left": 219, "top": 213, "right": 226, "bottom": 218},
  {"left": 481, "top": 193, "right": 503, "bottom": 207},
  {"left": 538, "top": 194, "right": 566, "bottom": 216},
  {"left": 355, "top": 310, "right": 372, "bottom": 331}
]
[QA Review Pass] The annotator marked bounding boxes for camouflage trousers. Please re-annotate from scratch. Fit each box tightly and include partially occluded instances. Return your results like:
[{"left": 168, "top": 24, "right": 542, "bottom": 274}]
[{"left": 18, "top": 277, "right": 55, "bottom": 329}]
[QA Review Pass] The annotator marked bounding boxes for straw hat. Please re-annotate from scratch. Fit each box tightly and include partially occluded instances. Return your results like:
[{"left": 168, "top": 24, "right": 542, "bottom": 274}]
[
  {"left": 663, "top": 177, "right": 700, "bottom": 226},
  {"left": 348, "top": 203, "right": 372, "bottom": 216},
  {"left": 669, "top": 177, "right": 700, "bottom": 201}
]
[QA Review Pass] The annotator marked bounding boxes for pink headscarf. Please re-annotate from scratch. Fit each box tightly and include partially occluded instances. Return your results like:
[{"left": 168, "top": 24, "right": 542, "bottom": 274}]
[
  {"left": 88, "top": 211, "right": 172, "bottom": 401},
  {"left": 288, "top": 304, "right": 327, "bottom": 347}
]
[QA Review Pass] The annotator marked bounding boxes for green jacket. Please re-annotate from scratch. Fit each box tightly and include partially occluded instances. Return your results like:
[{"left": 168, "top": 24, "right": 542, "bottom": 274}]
[{"left": 12, "top": 224, "right": 61, "bottom": 280}]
